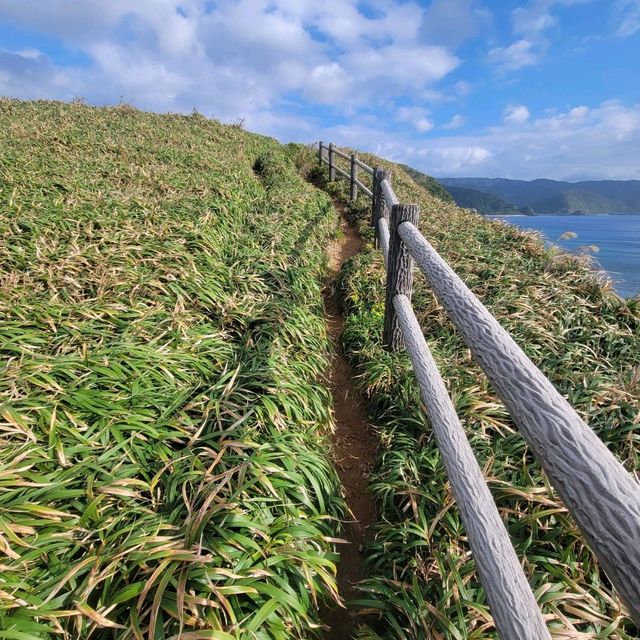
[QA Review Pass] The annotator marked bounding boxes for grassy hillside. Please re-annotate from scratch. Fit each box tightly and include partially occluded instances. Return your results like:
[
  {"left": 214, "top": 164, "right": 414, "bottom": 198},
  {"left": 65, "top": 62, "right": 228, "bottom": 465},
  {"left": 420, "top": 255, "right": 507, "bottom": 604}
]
[
  {"left": 400, "top": 165, "right": 453, "bottom": 204},
  {"left": 442, "top": 184, "right": 521, "bottom": 215},
  {"left": 313, "top": 151, "right": 640, "bottom": 638},
  {"left": 0, "top": 100, "right": 344, "bottom": 638}
]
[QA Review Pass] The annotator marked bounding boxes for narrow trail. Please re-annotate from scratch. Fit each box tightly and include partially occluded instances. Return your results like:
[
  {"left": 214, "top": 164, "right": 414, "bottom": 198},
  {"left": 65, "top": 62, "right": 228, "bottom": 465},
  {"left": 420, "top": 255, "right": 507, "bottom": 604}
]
[{"left": 321, "top": 202, "right": 378, "bottom": 639}]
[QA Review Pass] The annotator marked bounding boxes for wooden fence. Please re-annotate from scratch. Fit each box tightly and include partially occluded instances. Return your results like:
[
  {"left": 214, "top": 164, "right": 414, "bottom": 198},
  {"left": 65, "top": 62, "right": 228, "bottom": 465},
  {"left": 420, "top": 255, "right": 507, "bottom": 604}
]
[{"left": 318, "top": 141, "right": 640, "bottom": 639}]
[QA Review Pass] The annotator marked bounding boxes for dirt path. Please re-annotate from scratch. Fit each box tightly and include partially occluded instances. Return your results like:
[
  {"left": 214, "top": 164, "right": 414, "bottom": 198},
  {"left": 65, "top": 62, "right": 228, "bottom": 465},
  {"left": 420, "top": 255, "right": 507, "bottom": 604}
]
[{"left": 322, "top": 206, "right": 378, "bottom": 639}]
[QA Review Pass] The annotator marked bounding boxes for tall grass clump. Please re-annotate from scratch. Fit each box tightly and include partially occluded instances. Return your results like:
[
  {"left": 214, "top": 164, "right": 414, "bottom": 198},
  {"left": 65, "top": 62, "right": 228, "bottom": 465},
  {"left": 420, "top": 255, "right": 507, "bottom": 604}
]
[
  {"left": 0, "top": 100, "right": 344, "bottom": 638},
  {"left": 310, "top": 149, "right": 640, "bottom": 638}
]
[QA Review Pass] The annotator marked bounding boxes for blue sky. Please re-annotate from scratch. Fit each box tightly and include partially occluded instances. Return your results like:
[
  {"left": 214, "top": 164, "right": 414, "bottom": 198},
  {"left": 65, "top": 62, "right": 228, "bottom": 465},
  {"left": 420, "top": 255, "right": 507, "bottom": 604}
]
[{"left": 1, "top": 0, "right": 639, "bottom": 180}]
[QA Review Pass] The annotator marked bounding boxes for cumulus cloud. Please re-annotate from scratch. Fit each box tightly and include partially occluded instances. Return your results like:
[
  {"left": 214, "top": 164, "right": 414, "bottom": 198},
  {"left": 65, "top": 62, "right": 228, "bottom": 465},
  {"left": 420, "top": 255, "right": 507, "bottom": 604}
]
[
  {"left": 0, "top": 0, "right": 461, "bottom": 124},
  {"left": 488, "top": 38, "right": 540, "bottom": 70},
  {"left": 568, "top": 105, "right": 589, "bottom": 121},
  {"left": 396, "top": 106, "right": 434, "bottom": 133},
  {"left": 322, "top": 100, "right": 640, "bottom": 180},
  {"left": 1, "top": 0, "right": 638, "bottom": 183},
  {"left": 427, "top": 145, "right": 491, "bottom": 169},
  {"left": 504, "top": 104, "right": 531, "bottom": 124}
]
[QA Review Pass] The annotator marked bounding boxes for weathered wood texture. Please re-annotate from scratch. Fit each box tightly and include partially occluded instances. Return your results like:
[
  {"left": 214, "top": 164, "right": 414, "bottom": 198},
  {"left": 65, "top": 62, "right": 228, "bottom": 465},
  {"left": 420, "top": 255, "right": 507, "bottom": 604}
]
[
  {"left": 354, "top": 156, "right": 373, "bottom": 173},
  {"left": 383, "top": 204, "right": 419, "bottom": 351},
  {"left": 329, "top": 143, "right": 336, "bottom": 181},
  {"left": 330, "top": 146, "right": 351, "bottom": 161},
  {"left": 318, "top": 143, "right": 373, "bottom": 198},
  {"left": 350, "top": 154, "right": 358, "bottom": 201},
  {"left": 397, "top": 220, "right": 640, "bottom": 622},
  {"left": 332, "top": 165, "right": 351, "bottom": 181},
  {"left": 394, "top": 294, "right": 550, "bottom": 639},
  {"left": 353, "top": 179, "right": 372, "bottom": 198},
  {"left": 371, "top": 167, "right": 390, "bottom": 248}
]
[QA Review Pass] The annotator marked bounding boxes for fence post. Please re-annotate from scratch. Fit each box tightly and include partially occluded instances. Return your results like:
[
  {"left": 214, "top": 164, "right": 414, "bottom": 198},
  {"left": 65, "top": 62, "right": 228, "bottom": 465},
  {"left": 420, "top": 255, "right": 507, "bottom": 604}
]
[
  {"left": 318, "top": 141, "right": 323, "bottom": 165},
  {"left": 383, "top": 203, "right": 420, "bottom": 351},
  {"left": 350, "top": 154, "right": 358, "bottom": 201},
  {"left": 372, "top": 167, "right": 390, "bottom": 250},
  {"left": 329, "top": 143, "right": 335, "bottom": 181}
]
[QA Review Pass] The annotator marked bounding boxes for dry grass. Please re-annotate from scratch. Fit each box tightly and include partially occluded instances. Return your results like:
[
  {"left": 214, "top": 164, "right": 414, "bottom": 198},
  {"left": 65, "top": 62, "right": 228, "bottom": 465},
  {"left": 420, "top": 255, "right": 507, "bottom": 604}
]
[{"left": 0, "top": 100, "right": 344, "bottom": 638}]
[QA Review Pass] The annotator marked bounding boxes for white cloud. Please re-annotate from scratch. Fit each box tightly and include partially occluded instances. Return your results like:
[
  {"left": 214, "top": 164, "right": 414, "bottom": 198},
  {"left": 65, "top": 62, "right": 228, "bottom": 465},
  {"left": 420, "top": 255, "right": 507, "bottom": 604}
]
[
  {"left": 427, "top": 102, "right": 639, "bottom": 179},
  {"left": 428, "top": 145, "right": 491, "bottom": 168},
  {"left": 513, "top": 0, "right": 594, "bottom": 36},
  {"left": 568, "top": 105, "right": 589, "bottom": 121},
  {"left": 0, "top": 49, "right": 74, "bottom": 100},
  {"left": 513, "top": 4, "right": 557, "bottom": 36},
  {"left": 488, "top": 38, "right": 540, "bottom": 70},
  {"left": 597, "top": 99, "right": 640, "bottom": 139},
  {"left": 613, "top": 0, "right": 640, "bottom": 37},
  {"left": 348, "top": 44, "right": 459, "bottom": 88},
  {"left": 309, "top": 100, "right": 640, "bottom": 180},
  {"left": 396, "top": 106, "right": 434, "bottom": 133},
  {"left": 2, "top": 0, "right": 637, "bottom": 183},
  {"left": 504, "top": 104, "right": 531, "bottom": 124},
  {"left": 305, "top": 63, "right": 350, "bottom": 104},
  {"left": 444, "top": 114, "right": 466, "bottom": 129},
  {"left": 489, "top": 1, "right": 594, "bottom": 71},
  {"left": 302, "top": 42, "right": 460, "bottom": 108},
  {"left": 0, "top": 0, "right": 461, "bottom": 123},
  {"left": 420, "top": 0, "right": 493, "bottom": 49}
]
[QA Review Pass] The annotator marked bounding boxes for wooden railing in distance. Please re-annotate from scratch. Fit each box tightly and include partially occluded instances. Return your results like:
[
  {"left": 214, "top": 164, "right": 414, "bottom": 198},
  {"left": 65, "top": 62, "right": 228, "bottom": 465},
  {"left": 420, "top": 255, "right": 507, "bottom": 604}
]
[
  {"left": 319, "top": 141, "right": 372, "bottom": 201},
  {"left": 318, "top": 141, "right": 640, "bottom": 638}
]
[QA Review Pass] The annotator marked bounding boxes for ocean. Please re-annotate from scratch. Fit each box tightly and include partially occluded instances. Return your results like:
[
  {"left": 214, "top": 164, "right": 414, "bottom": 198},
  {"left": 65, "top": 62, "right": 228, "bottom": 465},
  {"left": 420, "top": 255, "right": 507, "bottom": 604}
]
[{"left": 494, "top": 214, "right": 640, "bottom": 299}]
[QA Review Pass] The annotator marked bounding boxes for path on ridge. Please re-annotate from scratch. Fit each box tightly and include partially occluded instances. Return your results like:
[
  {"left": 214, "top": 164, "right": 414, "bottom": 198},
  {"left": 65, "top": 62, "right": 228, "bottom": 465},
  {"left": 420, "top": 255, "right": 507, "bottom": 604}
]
[{"left": 321, "top": 201, "right": 378, "bottom": 639}]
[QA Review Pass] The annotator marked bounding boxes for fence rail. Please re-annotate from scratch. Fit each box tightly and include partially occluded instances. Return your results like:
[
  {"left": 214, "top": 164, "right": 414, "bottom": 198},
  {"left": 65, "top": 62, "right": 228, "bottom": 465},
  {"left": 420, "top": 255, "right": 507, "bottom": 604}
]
[
  {"left": 318, "top": 142, "right": 640, "bottom": 637},
  {"left": 319, "top": 142, "right": 373, "bottom": 201}
]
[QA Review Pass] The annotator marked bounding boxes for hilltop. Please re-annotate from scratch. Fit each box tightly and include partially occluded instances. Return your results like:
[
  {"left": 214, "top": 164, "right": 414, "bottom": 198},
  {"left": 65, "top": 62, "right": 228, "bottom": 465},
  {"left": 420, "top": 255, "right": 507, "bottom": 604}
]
[
  {"left": 0, "top": 99, "right": 343, "bottom": 638},
  {"left": 440, "top": 176, "right": 640, "bottom": 214},
  {"left": 1, "top": 100, "right": 639, "bottom": 639}
]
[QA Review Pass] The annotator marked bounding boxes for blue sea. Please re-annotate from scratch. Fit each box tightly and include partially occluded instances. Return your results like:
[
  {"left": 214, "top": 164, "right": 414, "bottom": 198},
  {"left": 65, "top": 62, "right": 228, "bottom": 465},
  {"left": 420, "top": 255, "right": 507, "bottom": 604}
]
[{"left": 495, "top": 214, "right": 640, "bottom": 298}]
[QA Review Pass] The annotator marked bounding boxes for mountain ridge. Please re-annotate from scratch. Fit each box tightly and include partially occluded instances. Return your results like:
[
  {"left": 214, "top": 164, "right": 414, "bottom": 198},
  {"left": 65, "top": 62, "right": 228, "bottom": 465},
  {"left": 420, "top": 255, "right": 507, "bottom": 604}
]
[{"left": 439, "top": 177, "right": 640, "bottom": 214}]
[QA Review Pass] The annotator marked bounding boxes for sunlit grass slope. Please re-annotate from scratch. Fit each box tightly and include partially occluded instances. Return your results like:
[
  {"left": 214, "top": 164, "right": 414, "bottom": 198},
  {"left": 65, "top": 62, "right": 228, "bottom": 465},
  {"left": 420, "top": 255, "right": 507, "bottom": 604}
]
[
  {"left": 311, "top": 152, "right": 640, "bottom": 639},
  {"left": 0, "top": 100, "right": 343, "bottom": 638}
]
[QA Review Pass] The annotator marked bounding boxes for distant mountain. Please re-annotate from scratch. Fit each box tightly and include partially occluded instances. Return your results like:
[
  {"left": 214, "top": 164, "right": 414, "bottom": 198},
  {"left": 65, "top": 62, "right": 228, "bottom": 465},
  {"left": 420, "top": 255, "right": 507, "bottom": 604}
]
[
  {"left": 533, "top": 188, "right": 633, "bottom": 214},
  {"left": 400, "top": 165, "right": 454, "bottom": 203},
  {"left": 402, "top": 165, "right": 524, "bottom": 214},
  {"left": 442, "top": 184, "right": 521, "bottom": 215},
  {"left": 439, "top": 177, "right": 640, "bottom": 214}
]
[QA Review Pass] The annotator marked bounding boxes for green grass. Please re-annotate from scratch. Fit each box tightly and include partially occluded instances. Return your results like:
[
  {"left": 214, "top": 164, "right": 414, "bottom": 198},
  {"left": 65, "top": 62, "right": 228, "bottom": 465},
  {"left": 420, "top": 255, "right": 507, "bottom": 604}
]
[
  {"left": 0, "top": 100, "right": 345, "bottom": 638},
  {"left": 311, "top": 150, "right": 640, "bottom": 639}
]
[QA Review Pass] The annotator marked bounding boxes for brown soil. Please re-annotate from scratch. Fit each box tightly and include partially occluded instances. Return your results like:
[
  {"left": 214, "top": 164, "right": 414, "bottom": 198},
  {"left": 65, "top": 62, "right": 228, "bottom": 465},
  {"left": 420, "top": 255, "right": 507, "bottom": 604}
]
[{"left": 321, "top": 205, "right": 378, "bottom": 639}]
